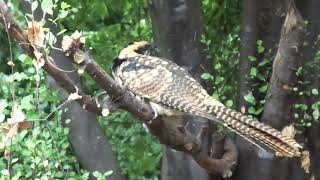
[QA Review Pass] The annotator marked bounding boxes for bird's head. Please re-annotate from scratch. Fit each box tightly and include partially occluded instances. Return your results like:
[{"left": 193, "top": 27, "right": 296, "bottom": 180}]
[{"left": 118, "top": 41, "right": 158, "bottom": 59}]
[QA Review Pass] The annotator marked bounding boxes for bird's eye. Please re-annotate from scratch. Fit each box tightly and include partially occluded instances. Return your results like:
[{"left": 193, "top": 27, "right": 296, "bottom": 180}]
[{"left": 135, "top": 45, "right": 152, "bottom": 55}]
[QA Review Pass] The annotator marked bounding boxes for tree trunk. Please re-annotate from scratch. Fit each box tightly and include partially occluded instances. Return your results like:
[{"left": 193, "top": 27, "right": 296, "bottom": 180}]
[
  {"left": 234, "top": 1, "right": 319, "bottom": 179},
  {"left": 149, "top": 0, "right": 219, "bottom": 179},
  {"left": 296, "top": 0, "right": 320, "bottom": 179},
  {"left": 48, "top": 26, "right": 124, "bottom": 180}
]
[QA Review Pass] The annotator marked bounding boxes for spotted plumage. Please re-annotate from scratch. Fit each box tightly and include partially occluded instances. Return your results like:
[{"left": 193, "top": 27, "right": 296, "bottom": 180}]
[{"left": 112, "top": 41, "right": 302, "bottom": 157}]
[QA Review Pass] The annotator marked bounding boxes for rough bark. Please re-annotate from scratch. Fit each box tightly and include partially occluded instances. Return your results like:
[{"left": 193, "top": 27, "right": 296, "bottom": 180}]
[
  {"left": 296, "top": 0, "right": 320, "bottom": 179},
  {"left": 149, "top": 0, "right": 210, "bottom": 179},
  {"left": 234, "top": 2, "right": 310, "bottom": 180},
  {"left": 149, "top": 0, "right": 237, "bottom": 179},
  {"left": 47, "top": 52, "right": 124, "bottom": 180}
]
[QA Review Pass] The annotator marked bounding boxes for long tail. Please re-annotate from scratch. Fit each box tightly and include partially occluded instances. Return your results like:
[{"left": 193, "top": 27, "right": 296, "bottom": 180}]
[{"left": 202, "top": 104, "right": 302, "bottom": 157}]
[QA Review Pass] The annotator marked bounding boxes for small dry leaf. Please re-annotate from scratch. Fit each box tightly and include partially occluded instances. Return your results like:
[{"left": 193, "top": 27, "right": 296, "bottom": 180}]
[
  {"left": 184, "top": 143, "right": 193, "bottom": 151},
  {"left": 7, "top": 104, "right": 25, "bottom": 124},
  {"left": 101, "top": 108, "right": 110, "bottom": 117},
  {"left": 32, "top": 58, "right": 45, "bottom": 70},
  {"left": 275, "top": 152, "right": 284, "bottom": 157},
  {"left": 282, "top": 84, "right": 293, "bottom": 91},
  {"left": 0, "top": 123, "right": 19, "bottom": 149},
  {"left": 241, "top": 106, "right": 246, "bottom": 114},
  {"left": 7, "top": 61, "right": 15, "bottom": 67},
  {"left": 79, "top": 36, "right": 86, "bottom": 44},
  {"left": 71, "top": 30, "right": 85, "bottom": 45},
  {"left": 34, "top": 50, "right": 43, "bottom": 60},
  {"left": 301, "top": 150, "right": 310, "bottom": 174},
  {"left": 0, "top": 124, "right": 10, "bottom": 134},
  {"left": 4, "top": 149, "right": 11, "bottom": 157},
  {"left": 62, "top": 35, "right": 73, "bottom": 53},
  {"left": 27, "top": 21, "right": 44, "bottom": 47},
  {"left": 77, "top": 68, "right": 85, "bottom": 74},
  {"left": 71, "top": 30, "right": 82, "bottom": 40},
  {"left": 73, "top": 52, "right": 84, "bottom": 64},
  {"left": 18, "top": 121, "right": 32, "bottom": 131},
  {"left": 68, "top": 92, "right": 82, "bottom": 101},
  {"left": 310, "top": 175, "right": 315, "bottom": 180},
  {"left": 281, "top": 124, "right": 296, "bottom": 139}
]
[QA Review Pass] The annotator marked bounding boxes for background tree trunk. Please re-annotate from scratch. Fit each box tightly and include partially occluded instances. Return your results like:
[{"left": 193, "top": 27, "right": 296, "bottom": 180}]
[
  {"left": 238, "top": 0, "right": 288, "bottom": 110},
  {"left": 48, "top": 26, "right": 124, "bottom": 180},
  {"left": 149, "top": 0, "right": 222, "bottom": 179},
  {"left": 234, "top": 1, "right": 320, "bottom": 180},
  {"left": 296, "top": 0, "right": 320, "bottom": 179},
  {"left": 48, "top": 28, "right": 124, "bottom": 180}
]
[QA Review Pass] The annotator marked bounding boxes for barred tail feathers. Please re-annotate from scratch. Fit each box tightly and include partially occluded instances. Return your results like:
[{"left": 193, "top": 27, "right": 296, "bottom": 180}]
[{"left": 206, "top": 104, "right": 302, "bottom": 157}]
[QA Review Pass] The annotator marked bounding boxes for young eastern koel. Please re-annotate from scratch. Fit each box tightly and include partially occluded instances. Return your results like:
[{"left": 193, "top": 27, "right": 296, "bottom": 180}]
[{"left": 112, "top": 41, "right": 302, "bottom": 157}]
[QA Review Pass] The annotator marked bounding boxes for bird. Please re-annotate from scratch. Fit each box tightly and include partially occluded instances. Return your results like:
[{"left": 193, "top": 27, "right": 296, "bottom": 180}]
[{"left": 112, "top": 41, "right": 302, "bottom": 157}]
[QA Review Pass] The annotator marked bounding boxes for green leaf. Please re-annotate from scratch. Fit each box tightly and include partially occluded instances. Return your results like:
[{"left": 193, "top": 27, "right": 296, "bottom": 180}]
[
  {"left": 313, "top": 108, "right": 319, "bottom": 120},
  {"left": 0, "top": 99, "right": 8, "bottom": 112},
  {"left": 58, "top": 10, "right": 69, "bottom": 19},
  {"left": 92, "top": 171, "right": 103, "bottom": 178},
  {"left": 57, "top": 29, "right": 67, "bottom": 36},
  {"left": 21, "top": 95, "right": 33, "bottom": 110},
  {"left": 0, "top": 114, "right": 5, "bottom": 122},
  {"left": 45, "top": 31, "right": 56, "bottom": 46},
  {"left": 41, "top": 0, "right": 54, "bottom": 15},
  {"left": 306, "top": 122, "right": 312, "bottom": 127},
  {"left": 244, "top": 93, "right": 256, "bottom": 105},
  {"left": 214, "top": 63, "right": 222, "bottom": 69},
  {"left": 60, "top": 2, "right": 70, "bottom": 10},
  {"left": 257, "top": 40, "right": 265, "bottom": 53},
  {"left": 1, "top": 169, "right": 9, "bottom": 176},
  {"left": 18, "top": 54, "right": 32, "bottom": 64},
  {"left": 201, "top": 73, "right": 212, "bottom": 80},
  {"left": 11, "top": 158, "right": 19, "bottom": 164},
  {"left": 259, "top": 84, "right": 268, "bottom": 93},
  {"left": 248, "top": 106, "right": 256, "bottom": 114},
  {"left": 225, "top": 100, "right": 233, "bottom": 107},
  {"left": 250, "top": 67, "right": 258, "bottom": 77},
  {"left": 258, "top": 59, "right": 269, "bottom": 66},
  {"left": 104, "top": 170, "right": 113, "bottom": 176},
  {"left": 32, "top": 1, "right": 38, "bottom": 11},
  {"left": 312, "top": 88, "right": 319, "bottom": 95},
  {"left": 254, "top": 107, "right": 264, "bottom": 115},
  {"left": 13, "top": 72, "right": 27, "bottom": 81},
  {"left": 248, "top": 55, "right": 256, "bottom": 61}
]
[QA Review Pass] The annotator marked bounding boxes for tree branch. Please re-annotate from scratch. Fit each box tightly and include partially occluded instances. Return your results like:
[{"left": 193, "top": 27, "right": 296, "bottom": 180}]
[{"left": 0, "top": 1, "right": 102, "bottom": 115}]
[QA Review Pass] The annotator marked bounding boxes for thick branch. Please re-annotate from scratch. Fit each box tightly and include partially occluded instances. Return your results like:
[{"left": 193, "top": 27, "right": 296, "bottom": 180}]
[
  {"left": 261, "top": 2, "right": 306, "bottom": 128},
  {"left": 0, "top": 1, "right": 237, "bottom": 177}
]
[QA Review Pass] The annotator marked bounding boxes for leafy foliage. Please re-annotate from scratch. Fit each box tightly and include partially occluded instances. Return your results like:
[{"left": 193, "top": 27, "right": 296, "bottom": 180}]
[
  {"left": 0, "top": 49, "right": 89, "bottom": 178},
  {"left": 99, "top": 113, "right": 162, "bottom": 180},
  {"left": 1, "top": 0, "right": 158, "bottom": 179},
  {"left": 201, "top": 0, "right": 241, "bottom": 107}
]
